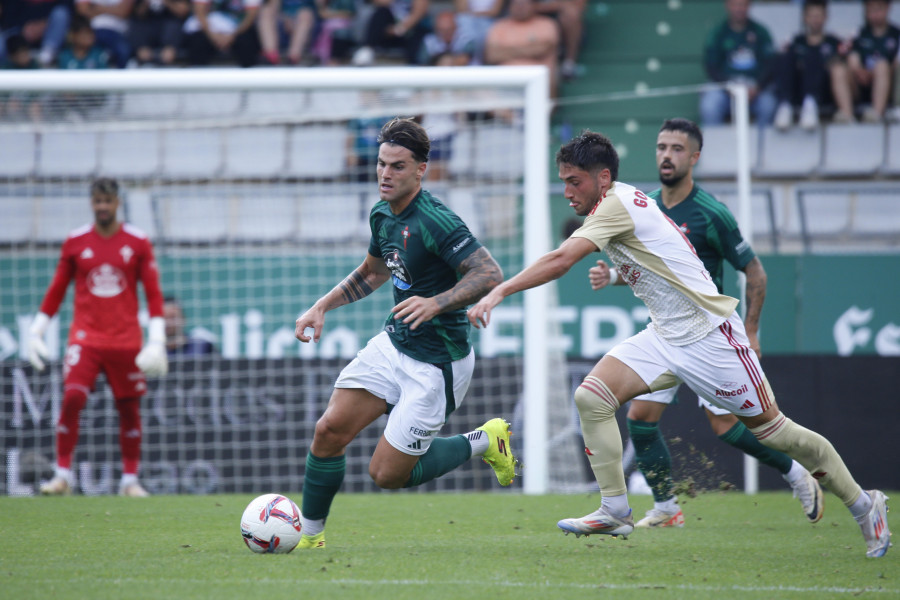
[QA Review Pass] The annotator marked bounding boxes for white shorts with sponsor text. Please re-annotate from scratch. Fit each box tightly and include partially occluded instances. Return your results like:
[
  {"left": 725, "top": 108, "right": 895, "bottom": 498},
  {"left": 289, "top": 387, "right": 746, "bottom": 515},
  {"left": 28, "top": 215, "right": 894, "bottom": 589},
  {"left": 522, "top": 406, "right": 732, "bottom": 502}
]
[
  {"left": 335, "top": 331, "right": 475, "bottom": 455},
  {"left": 608, "top": 312, "right": 774, "bottom": 417}
]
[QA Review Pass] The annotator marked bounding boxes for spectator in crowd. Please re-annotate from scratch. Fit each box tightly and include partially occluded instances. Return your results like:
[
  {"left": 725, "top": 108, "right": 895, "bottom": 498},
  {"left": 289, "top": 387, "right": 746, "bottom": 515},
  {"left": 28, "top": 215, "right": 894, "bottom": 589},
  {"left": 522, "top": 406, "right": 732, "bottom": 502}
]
[
  {"left": 848, "top": 0, "right": 900, "bottom": 122},
  {"left": 183, "top": 0, "right": 262, "bottom": 67},
  {"left": 75, "top": 0, "right": 134, "bottom": 68},
  {"left": 129, "top": 0, "right": 190, "bottom": 66},
  {"left": 454, "top": 0, "right": 504, "bottom": 64},
  {"left": 484, "top": 0, "right": 561, "bottom": 97},
  {"left": 58, "top": 14, "right": 111, "bottom": 68},
  {"left": 534, "top": 0, "right": 586, "bottom": 80},
  {"left": 164, "top": 297, "right": 216, "bottom": 356},
  {"left": 0, "top": 0, "right": 73, "bottom": 66},
  {"left": 308, "top": 0, "right": 357, "bottom": 65},
  {"left": 418, "top": 10, "right": 475, "bottom": 66},
  {"left": 700, "top": 0, "right": 778, "bottom": 126},
  {"left": 354, "top": 0, "right": 431, "bottom": 66},
  {"left": 1, "top": 34, "right": 43, "bottom": 122},
  {"left": 773, "top": 0, "right": 855, "bottom": 130},
  {"left": 257, "top": 0, "right": 317, "bottom": 65}
]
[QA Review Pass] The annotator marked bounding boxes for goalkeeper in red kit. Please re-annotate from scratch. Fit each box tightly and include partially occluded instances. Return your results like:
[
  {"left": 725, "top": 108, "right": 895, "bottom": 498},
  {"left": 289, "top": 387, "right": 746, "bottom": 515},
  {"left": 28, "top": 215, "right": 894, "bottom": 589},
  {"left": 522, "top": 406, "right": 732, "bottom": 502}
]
[{"left": 28, "top": 178, "right": 168, "bottom": 497}]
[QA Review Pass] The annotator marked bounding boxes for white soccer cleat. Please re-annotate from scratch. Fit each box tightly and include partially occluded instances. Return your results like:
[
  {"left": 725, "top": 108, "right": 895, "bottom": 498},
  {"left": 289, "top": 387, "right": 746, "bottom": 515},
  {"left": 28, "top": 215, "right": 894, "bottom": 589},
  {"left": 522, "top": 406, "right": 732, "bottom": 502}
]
[
  {"left": 635, "top": 507, "right": 685, "bottom": 528},
  {"left": 119, "top": 482, "right": 151, "bottom": 497},
  {"left": 40, "top": 475, "right": 72, "bottom": 496},
  {"left": 557, "top": 508, "right": 634, "bottom": 539},
  {"left": 859, "top": 490, "right": 891, "bottom": 558},
  {"left": 790, "top": 471, "right": 824, "bottom": 523}
]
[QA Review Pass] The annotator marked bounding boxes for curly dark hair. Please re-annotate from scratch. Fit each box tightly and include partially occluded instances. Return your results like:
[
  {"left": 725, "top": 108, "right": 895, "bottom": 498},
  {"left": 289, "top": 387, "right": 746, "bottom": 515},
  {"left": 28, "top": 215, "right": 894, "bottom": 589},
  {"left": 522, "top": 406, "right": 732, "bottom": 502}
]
[
  {"left": 659, "top": 118, "right": 704, "bottom": 151},
  {"left": 555, "top": 130, "right": 619, "bottom": 180},
  {"left": 377, "top": 117, "right": 430, "bottom": 163}
]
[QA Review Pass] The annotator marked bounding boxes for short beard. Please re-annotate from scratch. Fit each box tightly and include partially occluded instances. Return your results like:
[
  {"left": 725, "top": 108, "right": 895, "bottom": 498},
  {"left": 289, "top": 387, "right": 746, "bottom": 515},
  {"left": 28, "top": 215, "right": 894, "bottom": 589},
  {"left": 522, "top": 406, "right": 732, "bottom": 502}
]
[{"left": 658, "top": 171, "right": 685, "bottom": 187}]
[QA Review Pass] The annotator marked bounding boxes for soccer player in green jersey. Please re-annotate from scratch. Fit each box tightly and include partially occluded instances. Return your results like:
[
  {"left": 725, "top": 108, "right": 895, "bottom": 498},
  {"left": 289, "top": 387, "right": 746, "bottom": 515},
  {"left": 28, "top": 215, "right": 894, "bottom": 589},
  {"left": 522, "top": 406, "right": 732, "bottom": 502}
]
[
  {"left": 588, "top": 118, "right": 823, "bottom": 528},
  {"left": 293, "top": 117, "right": 514, "bottom": 549}
]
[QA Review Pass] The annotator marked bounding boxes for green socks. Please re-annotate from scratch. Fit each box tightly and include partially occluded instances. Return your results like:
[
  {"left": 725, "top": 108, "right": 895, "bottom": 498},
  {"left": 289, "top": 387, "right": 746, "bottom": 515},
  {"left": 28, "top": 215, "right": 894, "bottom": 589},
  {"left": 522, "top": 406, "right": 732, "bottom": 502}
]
[
  {"left": 404, "top": 435, "right": 472, "bottom": 488},
  {"left": 302, "top": 452, "right": 346, "bottom": 521},
  {"left": 627, "top": 418, "right": 674, "bottom": 503},
  {"left": 718, "top": 421, "right": 792, "bottom": 475}
]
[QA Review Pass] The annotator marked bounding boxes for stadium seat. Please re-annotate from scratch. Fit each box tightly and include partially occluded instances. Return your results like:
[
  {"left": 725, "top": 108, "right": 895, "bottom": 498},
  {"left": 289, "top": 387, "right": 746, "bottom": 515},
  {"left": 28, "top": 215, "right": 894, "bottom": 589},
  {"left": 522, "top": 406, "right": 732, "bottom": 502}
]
[
  {"left": 853, "top": 192, "right": 900, "bottom": 235},
  {"left": 305, "top": 90, "right": 360, "bottom": 120},
  {"left": 820, "top": 124, "right": 885, "bottom": 177},
  {"left": 119, "top": 92, "right": 181, "bottom": 118},
  {"left": 472, "top": 124, "right": 524, "bottom": 179},
  {"left": 297, "top": 191, "right": 364, "bottom": 242},
  {"left": 35, "top": 194, "right": 89, "bottom": 242},
  {"left": 0, "top": 197, "right": 34, "bottom": 243},
  {"left": 881, "top": 123, "right": 900, "bottom": 175},
  {"left": 756, "top": 127, "right": 822, "bottom": 178},
  {"left": 694, "top": 125, "right": 759, "bottom": 179},
  {"left": 286, "top": 125, "right": 346, "bottom": 179},
  {"left": 244, "top": 91, "right": 307, "bottom": 117},
  {"left": 0, "top": 131, "right": 37, "bottom": 177},
  {"left": 233, "top": 192, "right": 297, "bottom": 241},
  {"left": 446, "top": 188, "right": 483, "bottom": 239},
  {"left": 162, "top": 128, "right": 224, "bottom": 178},
  {"left": 224, "top": 126, "right": 287, "bottom": 178},
  {"left": 701, "top": 185, "right": 776, "bottom": 242},
  {"left": 447, "top": 128, "right": 475, "bottom": 177},
  {"left": 180, "top": 91, "right": 243, "bottom": 117},
  {"left": 37, "top": 131, "right": 98, "bottom": 177},
  {"left": 795, "top": 190, "right": 852, "bottom": 236},
  {"left": 100, "top": 130, "right": 161, "bottom": 178},
  {"left": 159, "top": 195, "right": 229, "bottom": 242},
  {"left": 123, "top": 188, "right": 158, "bottom": 238}
]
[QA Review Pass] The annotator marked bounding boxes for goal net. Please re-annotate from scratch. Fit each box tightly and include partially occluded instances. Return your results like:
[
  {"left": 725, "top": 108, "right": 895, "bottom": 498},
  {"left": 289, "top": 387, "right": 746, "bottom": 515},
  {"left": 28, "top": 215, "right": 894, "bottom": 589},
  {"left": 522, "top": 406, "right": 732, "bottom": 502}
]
[{"left": 0, "top": 67, "right": 592, "bottom": 497}]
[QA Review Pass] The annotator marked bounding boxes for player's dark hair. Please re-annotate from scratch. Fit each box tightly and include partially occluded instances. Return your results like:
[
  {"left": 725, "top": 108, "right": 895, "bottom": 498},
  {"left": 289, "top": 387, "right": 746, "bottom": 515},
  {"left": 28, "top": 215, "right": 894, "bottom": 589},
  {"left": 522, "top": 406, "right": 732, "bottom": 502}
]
[
  {"left": 555, "top": 130, "right": 619, "bottom": 180},
  {"left": 377, "top": 117, "right": 430, "bottom": 162},
  {"left": 803, "top": 0, "right": 827, "bottom": 9},
  {"left": 91, "top": 177, "right": 119, "bottom": 197},
  {"left": 659, "top": 118, "right": 704, "bottom": 151}
]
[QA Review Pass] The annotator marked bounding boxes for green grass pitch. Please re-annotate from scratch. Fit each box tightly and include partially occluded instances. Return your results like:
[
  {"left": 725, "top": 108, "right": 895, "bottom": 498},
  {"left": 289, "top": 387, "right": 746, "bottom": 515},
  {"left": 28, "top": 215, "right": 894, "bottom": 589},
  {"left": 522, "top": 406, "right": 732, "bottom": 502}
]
[{"left": 1, "top": 491, "right": 895, "bottom": 600}]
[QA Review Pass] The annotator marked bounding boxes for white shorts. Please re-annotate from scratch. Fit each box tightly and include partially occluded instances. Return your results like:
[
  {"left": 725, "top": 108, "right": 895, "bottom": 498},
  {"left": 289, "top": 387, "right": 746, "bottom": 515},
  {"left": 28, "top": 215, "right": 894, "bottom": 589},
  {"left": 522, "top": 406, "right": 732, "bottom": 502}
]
[
  {"left": 633, "top": 384, "right": 732, "bottom": 417},
  {"left": 607, "top": 312, "right": 774, "bottom": 418},
  {"left": 335, "top": 331, "right": 475, "bottom": 456}
]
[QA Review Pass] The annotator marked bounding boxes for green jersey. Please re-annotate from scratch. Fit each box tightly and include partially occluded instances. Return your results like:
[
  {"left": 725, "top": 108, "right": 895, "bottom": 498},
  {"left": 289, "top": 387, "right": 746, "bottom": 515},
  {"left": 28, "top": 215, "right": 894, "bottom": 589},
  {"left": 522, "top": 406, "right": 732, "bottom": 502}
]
[
  {"left": 851, "top": 23, "right": 900, "bottom": 69},
  {"left": 649, "top": 185, "right": 755, "bottom": 293},
  {"left": 368, "top": 189, "right": 482, "bottom": 364},
  {"left": 703, "top": 18, "right": 775, "bottom": 84}
]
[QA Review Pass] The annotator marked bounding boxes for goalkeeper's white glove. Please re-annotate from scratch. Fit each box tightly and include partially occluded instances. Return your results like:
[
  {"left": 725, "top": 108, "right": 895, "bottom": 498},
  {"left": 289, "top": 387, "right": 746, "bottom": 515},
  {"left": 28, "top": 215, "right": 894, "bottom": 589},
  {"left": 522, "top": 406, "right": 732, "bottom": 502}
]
[
  {"left": 28, "top": 312, "right": 51, "bottom": 372},
  {"left": 136, "top": 316, "right": 168, "bottom": 377}
]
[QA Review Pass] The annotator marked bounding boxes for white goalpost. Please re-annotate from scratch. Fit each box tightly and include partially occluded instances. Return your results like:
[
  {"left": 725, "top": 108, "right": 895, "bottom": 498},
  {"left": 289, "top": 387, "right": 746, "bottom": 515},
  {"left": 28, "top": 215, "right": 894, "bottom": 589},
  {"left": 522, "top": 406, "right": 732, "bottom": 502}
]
[{"left": 0, "top": 66, "right": 589, "bottom": 496}]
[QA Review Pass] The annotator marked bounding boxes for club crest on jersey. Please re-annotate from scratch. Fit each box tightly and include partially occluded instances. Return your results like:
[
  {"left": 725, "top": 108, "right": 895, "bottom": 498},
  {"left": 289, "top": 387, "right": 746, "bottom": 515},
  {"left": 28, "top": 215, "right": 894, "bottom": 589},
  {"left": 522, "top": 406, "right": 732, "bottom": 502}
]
[
  {"left": 383, "top": 249, "right": 413, "bottom": 291},
  {"left": 120, "top": 244, "right": 134, "bottom": 264},
  {"left": 87, "top": 263, "right": 126, "bottom": 297},
  {"left": 80, "top": 247, "right": 94, "bottom": 260}
]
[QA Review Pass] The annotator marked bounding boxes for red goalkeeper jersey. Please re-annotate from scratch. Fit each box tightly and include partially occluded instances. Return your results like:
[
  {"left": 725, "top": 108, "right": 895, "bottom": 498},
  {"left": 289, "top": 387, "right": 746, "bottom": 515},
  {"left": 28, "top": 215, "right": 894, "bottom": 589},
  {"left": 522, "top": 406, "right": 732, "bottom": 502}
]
[{"left": 39, "top": 223, "right": 164, "bottom": 349}]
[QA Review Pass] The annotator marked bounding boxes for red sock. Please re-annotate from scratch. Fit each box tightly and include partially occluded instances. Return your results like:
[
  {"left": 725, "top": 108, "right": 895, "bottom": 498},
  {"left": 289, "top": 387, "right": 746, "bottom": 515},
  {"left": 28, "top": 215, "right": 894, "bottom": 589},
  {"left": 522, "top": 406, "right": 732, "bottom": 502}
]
[
  {"left": 57, "top": 388, "right": 88, "bottom": 469},
  {"left": 262, "top": 50, "right": 280, "bottom": 65},
  {"left": 116, "top": 397, "right": 142, "bottom": 475}
]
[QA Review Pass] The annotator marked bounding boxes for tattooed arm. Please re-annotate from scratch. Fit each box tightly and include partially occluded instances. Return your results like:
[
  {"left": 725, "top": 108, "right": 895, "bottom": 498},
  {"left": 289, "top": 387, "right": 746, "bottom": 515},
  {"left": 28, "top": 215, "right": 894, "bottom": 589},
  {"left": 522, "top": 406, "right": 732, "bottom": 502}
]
[
  {"left": 741, "top": 257, "right": 767, "bottom": 359},
  {"left": 392, "top": 247, "right": 503, "bottom": 331},
  {"left": 295, "top": 253, "right": 391, "bottom": 342}
]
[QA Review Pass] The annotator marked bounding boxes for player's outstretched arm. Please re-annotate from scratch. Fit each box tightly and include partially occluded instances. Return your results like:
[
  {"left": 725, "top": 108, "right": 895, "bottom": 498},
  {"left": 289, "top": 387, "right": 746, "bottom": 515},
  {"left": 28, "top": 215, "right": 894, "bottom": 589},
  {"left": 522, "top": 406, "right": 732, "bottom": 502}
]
[
  {"left": 468, "top": 236, "right": 596, "bottom": 328},
  {"left": 392, "top": 247, "right": 502, "bottom": 330},
  {"left": 588, "top": 259, "right": 624, "bottom": 290},
  {"left": 295, "top": 254, "right": 390, "bottom": 343}
]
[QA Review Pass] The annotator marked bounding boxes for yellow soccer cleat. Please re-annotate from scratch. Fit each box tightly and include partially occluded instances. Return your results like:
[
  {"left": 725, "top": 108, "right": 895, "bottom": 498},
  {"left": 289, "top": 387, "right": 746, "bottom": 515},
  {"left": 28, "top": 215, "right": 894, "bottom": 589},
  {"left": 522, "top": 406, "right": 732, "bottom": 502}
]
[
  {"left": 477, "top": 418, "right": 516, "bottom": 486},
  {"left": 296, "top": 532, "right": 326, "bottom": 549}
]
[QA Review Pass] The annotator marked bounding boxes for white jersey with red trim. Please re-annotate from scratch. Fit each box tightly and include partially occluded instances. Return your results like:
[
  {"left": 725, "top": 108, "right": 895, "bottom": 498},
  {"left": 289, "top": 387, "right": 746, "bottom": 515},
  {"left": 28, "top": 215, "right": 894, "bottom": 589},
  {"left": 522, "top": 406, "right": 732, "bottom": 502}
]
[{"left": 570, "top": 181, "right": 739, "bottom": 346}]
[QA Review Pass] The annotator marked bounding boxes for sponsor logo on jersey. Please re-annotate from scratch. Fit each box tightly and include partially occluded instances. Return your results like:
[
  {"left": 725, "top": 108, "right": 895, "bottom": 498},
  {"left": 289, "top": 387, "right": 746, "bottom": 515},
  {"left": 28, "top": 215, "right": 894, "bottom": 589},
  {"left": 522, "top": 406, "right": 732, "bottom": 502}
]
[
  {"left": 80, "top": 247, "right": 94, "bottom": 259},
  {"left": 452, "top": 237, "right": 472, "bottom": 253},
  {"left": 383, "top": 249, "right": 413, "bottom": 291},
  {"left": 409, "top": 426, "right": 437, "bottom": 437},
  {"left": 120, "top": 244, "right": 134, "bottom": 264},
  {"left": 87, "top": 263, "right": 127, "bottom": 297},
  {"left": 715, "top": 383, "right": 749, "bottom": 398}
]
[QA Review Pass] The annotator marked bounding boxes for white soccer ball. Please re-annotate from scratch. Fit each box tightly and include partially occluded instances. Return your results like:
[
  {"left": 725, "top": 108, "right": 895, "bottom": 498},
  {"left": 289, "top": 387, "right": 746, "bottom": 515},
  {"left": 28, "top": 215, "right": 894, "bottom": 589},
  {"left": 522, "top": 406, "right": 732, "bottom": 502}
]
[{"left": 240, "top": 493, "right": 303, "bottom": 554}]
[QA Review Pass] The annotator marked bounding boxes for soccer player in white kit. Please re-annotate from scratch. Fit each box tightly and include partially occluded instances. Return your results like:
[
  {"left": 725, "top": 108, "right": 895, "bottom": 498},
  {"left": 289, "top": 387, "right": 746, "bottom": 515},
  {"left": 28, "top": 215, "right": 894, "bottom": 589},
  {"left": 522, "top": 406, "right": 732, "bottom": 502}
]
[{"left": 467, "top": 131, "right": 891, "bottom": 558}]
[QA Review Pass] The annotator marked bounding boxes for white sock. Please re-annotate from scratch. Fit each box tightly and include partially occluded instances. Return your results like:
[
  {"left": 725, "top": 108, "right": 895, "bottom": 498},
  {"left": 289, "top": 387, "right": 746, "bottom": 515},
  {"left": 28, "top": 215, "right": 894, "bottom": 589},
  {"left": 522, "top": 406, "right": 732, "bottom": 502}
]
[
  {"left": 301, "top": 517, "right": 325, "bottom": 537},
  {"left": 55, "top": 466, "right": 73, "bottom": 483},
  {"left": 782, "top": 460, "right": 807, "bottom": 485},
  {"left": 120, "top": 473, "right": 139, "bottom": 487},
  {"left": 655, "top": 497, "right": 680, "bottom": 513},
  {"left": 850, "top": 490, "right": 873, "bottom": 521},
  {"left": 465, "top": 429, "right": 489, "bottom": 456},
  {"left": 600, "top": 494, "right": 630, "bottom": 518}
]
